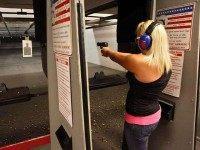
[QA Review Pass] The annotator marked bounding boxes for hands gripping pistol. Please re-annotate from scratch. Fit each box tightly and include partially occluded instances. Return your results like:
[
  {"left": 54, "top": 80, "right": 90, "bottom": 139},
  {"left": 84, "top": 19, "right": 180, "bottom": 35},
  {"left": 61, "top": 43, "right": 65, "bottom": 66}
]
[{"left": 97, "top": 42, "right": 108, "bottom": 49}]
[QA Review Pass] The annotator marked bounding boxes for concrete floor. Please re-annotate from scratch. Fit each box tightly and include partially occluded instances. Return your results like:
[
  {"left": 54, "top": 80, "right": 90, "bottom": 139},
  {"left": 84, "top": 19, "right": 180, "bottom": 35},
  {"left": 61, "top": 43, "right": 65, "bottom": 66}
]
[
  {"left": 0, "top": 95, "right": 49, "bottom": 147},
  {"left": 88, "top": 63, "right": 127, "bottom": 150},
  {"left": 90, "top": 84, "right": 128, "bottom": 150}
]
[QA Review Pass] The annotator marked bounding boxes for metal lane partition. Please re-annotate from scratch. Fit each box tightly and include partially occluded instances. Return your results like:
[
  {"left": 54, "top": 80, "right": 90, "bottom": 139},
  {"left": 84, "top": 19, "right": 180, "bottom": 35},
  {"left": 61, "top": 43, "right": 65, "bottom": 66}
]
[
  {"left": 149, "top": 0, "right": 200, "bottom": 150},
  {"left": 47, "top": 0, "right": 200, "bottom": 149},
  {"left": 47, "top": 0, "right": 92, "bottom": 149}
]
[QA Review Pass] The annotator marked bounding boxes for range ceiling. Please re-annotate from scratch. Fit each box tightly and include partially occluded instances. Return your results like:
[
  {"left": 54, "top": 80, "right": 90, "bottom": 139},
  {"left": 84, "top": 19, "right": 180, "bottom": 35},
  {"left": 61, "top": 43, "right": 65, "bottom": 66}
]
[
  {"left": 0, "top": 0, "right": 33, "bottom": 9},
  {"left": 0, "top": 0, "right": 112, "bottom": 9},
  {"left": 0, "top": 0, "right": 116, "bottom": 12},
  {"left": 0, "top": 0, "right": 117, "bottom": 33},
  {"left": 85, "top": 0, "right": 117, "bottom": 17},
  {"left": 0, "top": 1, "right": 34, "bottom": 37}
]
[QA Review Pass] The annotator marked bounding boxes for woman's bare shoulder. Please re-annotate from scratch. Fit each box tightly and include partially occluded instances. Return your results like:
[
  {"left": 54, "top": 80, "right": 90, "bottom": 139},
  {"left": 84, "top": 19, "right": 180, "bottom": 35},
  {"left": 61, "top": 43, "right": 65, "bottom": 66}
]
[{"left": 128, "top": 53, "right": 146, "bottom": 65}]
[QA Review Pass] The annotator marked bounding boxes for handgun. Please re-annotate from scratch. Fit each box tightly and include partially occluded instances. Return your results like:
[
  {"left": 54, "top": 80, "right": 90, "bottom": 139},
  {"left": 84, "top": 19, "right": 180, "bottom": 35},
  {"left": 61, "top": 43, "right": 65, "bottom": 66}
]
[{"left": 97, "top": 42, "right": 108, "bottom": 49}]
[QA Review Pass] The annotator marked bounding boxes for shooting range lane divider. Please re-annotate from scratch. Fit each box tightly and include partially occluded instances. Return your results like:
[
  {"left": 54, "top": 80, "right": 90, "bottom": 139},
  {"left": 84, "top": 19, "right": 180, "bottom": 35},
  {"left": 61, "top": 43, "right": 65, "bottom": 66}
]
[
  {"left": 0, "top": 83, "right": 48, "bottom": 106},
  {"left": 0, "top": 84, "right": 31, "bottom": 106},
  {"left": 147, "top": 1, "right": 200, "bottom": 149},
  {"left": 77, "top": 2, "right": 92, "bottom": 150},
  {"left": 48, "top": 0, "right": 93, "bottom": 149},
  {"left": 89, "top": 42, "right": 127, "bottom": 90},
  {"left": 0, "top": 135, "right": 50, "bottom": 150},
  {"left": 89, "top": 71, "right": 127, "bottom": 91}
]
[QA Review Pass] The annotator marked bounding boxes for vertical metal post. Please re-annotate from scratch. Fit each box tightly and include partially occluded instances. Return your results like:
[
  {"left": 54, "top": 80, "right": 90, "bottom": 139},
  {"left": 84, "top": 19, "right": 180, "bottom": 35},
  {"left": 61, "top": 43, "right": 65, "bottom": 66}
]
[
  {"left": 151, "top": 0, "right": 156, "bottom": 20},
  {"left": 77, "top": 1, "right": 92, "bottom": 149}
]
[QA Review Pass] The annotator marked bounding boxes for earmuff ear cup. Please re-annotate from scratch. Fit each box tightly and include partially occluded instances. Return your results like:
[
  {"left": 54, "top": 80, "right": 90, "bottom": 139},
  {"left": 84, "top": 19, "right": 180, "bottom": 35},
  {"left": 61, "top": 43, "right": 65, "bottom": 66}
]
[
  {"left": 137, "top": 34, "right": 152, "bottom": 51},
  {"left": 137, "top": 21, "right": 160, "bottom": 51}
]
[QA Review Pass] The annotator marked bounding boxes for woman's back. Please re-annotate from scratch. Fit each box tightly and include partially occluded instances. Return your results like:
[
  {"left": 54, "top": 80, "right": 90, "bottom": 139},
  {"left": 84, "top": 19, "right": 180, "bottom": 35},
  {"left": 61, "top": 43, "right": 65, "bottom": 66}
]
[
  {"left": 126, "top": 69, "right": 172, "bottom": 116},
  {"left": 129, "top": 53, "right": 166, "bottom": 83}
]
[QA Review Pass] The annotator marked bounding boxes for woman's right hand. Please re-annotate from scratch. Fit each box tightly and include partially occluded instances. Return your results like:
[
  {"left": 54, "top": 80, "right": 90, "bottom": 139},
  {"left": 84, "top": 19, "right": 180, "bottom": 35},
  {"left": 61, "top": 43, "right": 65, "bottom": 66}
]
[{"left": 101, "top": 47, "right": 113, "bottom": 57}]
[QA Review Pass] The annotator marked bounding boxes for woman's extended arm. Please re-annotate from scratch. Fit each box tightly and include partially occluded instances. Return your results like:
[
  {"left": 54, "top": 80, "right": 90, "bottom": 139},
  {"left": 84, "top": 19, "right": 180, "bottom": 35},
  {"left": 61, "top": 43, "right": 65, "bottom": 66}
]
[{"left": 101, "top": 47, "right": 140, "bottom": 73}]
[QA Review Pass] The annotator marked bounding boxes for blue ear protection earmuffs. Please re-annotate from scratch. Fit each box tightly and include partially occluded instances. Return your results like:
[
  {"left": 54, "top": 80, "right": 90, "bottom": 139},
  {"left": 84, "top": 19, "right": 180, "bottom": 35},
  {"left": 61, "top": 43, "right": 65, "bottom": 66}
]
[{"left": 137, "top": 21, "right": 160, "bottom": 51}]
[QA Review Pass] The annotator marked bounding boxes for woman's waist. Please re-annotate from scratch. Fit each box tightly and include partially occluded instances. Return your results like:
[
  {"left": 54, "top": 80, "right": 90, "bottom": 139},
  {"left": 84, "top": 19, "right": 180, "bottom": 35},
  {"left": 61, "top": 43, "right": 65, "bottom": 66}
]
[
  {"left": 124, "top": 107, "right": 161, "bottom": 125},
  {"left": 128, "top": 88, "right": 161, "bottom": 98}
]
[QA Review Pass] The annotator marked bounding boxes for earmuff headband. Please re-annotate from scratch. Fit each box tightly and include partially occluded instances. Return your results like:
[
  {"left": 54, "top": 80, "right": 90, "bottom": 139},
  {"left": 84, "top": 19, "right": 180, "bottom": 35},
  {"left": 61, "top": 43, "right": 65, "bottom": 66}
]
[{"left": 145, "top": 21, "right": 161, "bottom": 35}]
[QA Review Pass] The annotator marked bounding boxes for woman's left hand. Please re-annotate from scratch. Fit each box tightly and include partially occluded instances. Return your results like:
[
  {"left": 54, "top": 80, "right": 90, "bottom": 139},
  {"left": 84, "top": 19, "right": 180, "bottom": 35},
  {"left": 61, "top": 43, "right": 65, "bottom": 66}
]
[{"left": 101, "top": 47, "right": 112, "bottom": 57}]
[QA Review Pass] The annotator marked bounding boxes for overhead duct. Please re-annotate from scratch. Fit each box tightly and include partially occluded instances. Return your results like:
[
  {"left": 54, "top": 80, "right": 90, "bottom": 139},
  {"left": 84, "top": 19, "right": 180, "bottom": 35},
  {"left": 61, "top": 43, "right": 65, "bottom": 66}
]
[
  {"left": 117, "top": 0, "right": 152, "bottom": 53},
  {"left": 0, "top": 12, "right": 11, "bottom": 37},
  {"left": 85, "top": 1, "right": 117, "bottom": 16},
  {"left": 33, "top": 0, "right": 47, "bottom": 76}
]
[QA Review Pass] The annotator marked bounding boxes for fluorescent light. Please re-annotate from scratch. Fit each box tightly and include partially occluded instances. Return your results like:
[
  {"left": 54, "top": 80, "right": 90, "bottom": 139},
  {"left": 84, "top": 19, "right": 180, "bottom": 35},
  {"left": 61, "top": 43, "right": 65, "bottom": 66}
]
[
  {"left": 85, "top": 16, "right": 99, "bottom": 21},
  {"left": 0, "top": 7, "right": 21, "bottom": 13},
  {"left": 2, "top": 14, "right": 34, "bottom": 18},
  {"left": 85, "top": 25, "right": 91, "bottom": 28},
  {"left": 0, "top": 7, "right": 33, "bottom": 14},
  {"left": 88, "top": 13, "right": 113, "bottom": 17},
  {"left": 109, "top": 19, "right": 117, "bottom": 22},
  {"left": 22, "top": 9, "right": 34, "bottom": 13}
]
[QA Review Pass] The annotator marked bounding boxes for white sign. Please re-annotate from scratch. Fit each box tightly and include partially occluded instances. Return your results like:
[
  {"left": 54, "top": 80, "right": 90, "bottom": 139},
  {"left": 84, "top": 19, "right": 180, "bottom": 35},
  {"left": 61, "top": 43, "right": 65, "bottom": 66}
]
[
  {"left": 156, "top": 4, "right": 195, "bottom": 51},
  {"left": 52, "top": 0, "right": 73, "bottom": 126},
  {"left": 163, "top": 50, "right": 184, "bottom": 97},
  {"left": 52, "top": 0, "right": 72, "bottom": 55},
  {"left": 156, "top": 3, "right": 195, "bottom": 97},
  {"left": 55, "top": 53, "right": 72, "bottom": 127},
  {"left": 22, "top": 40, "right": 32, "bottom": 57}
]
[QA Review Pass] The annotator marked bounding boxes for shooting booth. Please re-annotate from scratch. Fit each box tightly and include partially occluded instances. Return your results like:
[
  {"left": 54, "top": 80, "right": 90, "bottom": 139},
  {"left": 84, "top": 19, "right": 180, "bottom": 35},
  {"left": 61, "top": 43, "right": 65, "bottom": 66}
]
[{"left": 36, "top": 0, "right": 200, "bottom": 149}]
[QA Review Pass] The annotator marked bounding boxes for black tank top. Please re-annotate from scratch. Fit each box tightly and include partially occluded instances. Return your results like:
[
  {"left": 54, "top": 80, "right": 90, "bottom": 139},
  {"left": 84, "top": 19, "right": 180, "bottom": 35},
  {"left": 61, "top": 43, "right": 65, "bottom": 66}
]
[{"left": 125, "top": 70, "right": 172, "bottom": 116}]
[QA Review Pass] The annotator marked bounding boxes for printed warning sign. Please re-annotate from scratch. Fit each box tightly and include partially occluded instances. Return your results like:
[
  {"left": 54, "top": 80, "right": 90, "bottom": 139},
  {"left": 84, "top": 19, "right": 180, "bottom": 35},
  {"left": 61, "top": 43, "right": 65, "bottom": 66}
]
[
  {"left": 156, "top": 4, "right": 195, "bottom": 51},
  {"left": 52, "top": 0, "right": 73, "bottom": 126},
  {"left": 156, "top": 3, "right": 195, "bottom": 97},
  {"left": 52, "top": 0, "right": 72, "bottom": 55},
  {"left": 162, "top": 50, "right": 184, "bottom": 97},
  {"left": 55, "top": 53, "right": 72, "bottom": 127}
]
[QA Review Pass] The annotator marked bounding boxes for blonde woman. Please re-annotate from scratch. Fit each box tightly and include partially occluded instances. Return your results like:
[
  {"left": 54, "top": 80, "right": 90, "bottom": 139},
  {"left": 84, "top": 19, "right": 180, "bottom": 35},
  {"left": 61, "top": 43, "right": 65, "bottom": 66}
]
[{"left": 101, "top": 20, "right": 172, "bottom": 150}]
